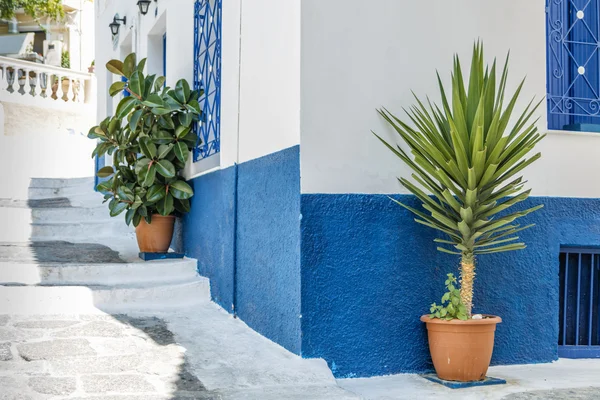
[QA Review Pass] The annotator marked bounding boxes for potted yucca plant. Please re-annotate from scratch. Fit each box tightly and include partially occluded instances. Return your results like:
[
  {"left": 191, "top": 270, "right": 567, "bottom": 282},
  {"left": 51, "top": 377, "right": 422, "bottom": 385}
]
[{"left": 374, "top": 42, "right": 544, "bottom": 382}]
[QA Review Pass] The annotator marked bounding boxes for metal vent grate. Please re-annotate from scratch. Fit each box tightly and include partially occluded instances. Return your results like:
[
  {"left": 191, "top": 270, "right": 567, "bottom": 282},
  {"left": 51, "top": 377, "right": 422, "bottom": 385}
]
[{"left": 558, "top": 248, "right": 600, "bottom": 358}]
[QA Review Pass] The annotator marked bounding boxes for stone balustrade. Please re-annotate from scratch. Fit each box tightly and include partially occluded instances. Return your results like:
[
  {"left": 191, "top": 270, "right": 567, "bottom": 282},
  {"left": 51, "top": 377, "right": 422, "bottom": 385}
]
[{"left": 0, "top": 56, "right": 95, "bottom": 108}]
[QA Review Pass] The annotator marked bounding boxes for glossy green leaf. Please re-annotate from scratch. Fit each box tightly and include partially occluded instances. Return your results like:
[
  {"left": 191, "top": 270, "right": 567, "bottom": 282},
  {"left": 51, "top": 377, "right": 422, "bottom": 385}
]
[
  {"left": 175, "top": 79, "right": 190, "bottom": 104},
  {"left": 125, "top": 208, "right": 135, "bottom": 226},
  {"left": 152, "top": 107, "right": 172, "bottom": 116},
  {"left": 123, "top": 53, "right": 137, "bottom": 79},
  {"left": 109, "top": 81, "right": 126, "bottom": 97},
  {"left": 156, "top": 159, "right": 175, "bottom": 178},
  {"left": 110, "top": 201, "right": 128, "bottom": 217},
  {"left": 96, "top": 166, "right": 114, "bottom": 178},
  {"left": 128, "top": 70, "right": 143, "bottom": 96},
  {"left": 154, "top": 76, "right": 166, "bottom": 91},
  {"left": 174, "top": 141, "right": 189, "bottom": 163},
  {"left": 175, "top": 126, "right": 190, "bottom": 139},
  {"left": 156, "top": 193, "right": 174, "bottom": 216},
  {"left": 141, "top": 164, "right": 156, "bottom": 187},
  {"left": 116, "top": 96, "right": 136, "bottom": 119},
  {"left": 129, "top": 109, "right": 143, "bottom": 131},
  {"left": 106, "top": 59, "right": 124, "bottom": 76},
  {"left": 170, "top": 180, "right": 193, "bottom": 199},
  {"left": 139, "top": 137, "right": 157, "bottom": 159},
  {"left": 146, "top": 184, "right": 167, "bottom": 203},
  {"left": 137, "top": 57, "right": 147, "bottom": 73},
  {"left": 142, "top": 94, "right": 163, "bottom": 108},
  {"left": 157, "top": 144, "right": 174, "bottom": 159},
  {"left": 117, "top": 186, "right": 134, "bottom": 202}
]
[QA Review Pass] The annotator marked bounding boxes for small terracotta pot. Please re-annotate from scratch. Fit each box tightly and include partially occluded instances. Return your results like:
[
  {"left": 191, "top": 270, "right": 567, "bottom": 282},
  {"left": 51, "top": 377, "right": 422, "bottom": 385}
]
[
  {"left": 421, "top": 314, "right": 502, "bottom": 382},
  {"left": 135, "top": 214, "right": 175, "bottom": 253}
]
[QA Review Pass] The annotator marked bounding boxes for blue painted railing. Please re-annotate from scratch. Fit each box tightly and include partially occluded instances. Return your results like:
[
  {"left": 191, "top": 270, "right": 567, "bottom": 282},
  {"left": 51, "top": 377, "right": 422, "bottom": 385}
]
[
  {"left": 193, "top": 0, "right": 222, "bottom": 162},
  {"left": 559, "top": 247, "right": 600, "bottom": 358},
  {"left": 546, "top": 0, "right": 600, "bottom": 130}
]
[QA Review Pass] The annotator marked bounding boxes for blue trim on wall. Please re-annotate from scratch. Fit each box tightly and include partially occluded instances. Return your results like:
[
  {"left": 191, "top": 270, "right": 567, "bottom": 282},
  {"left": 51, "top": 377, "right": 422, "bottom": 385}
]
[
  {"left": 300, "top": 194, "right": 600, "bottom": 378},
  {"left": 182, "top": 145, "right": 301, "bottom": 354}
]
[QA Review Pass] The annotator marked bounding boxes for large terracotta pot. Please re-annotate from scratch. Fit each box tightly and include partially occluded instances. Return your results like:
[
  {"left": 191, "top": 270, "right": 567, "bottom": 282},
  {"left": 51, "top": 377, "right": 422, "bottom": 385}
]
[
  {"left": 420, "top": 314, "right": 502, "bottom": 382},
  {"left": 135, "top": 214, "right": 175, "bottom": 253}
]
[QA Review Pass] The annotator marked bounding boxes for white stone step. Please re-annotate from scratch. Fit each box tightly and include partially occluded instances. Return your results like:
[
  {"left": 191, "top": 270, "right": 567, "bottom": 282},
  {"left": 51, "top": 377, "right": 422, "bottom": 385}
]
[
  {"left": 0, "top": 220, "right": 133, "bottom": 243},
  {"left": 29, "top": 177, "right": 95, "bottom": 189},
  {"left": 0, "top": 204, "right": 112, "bottom": 225},
  {"left": 30, "top": 220, "right": 134, "bottom": 241},
  {"left": 0, "top": 258, "right": 199, "bottom": 286},
  {"left": 31, "top": 206, "right": 111, "bottom": 223},
  {"left": 0, "top": 278, "right": 210, "bottom": 314},
  {"left": 28, "top": 185, "right": 98, "bottom": 200}
]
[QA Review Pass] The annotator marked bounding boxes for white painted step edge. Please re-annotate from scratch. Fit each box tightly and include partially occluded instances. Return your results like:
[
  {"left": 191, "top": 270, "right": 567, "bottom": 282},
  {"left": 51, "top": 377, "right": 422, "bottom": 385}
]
[
  {"left": 0, "top": 206, "right": 112, "bottom": 223},
  {"left": 0, "top": 278, "right": 211, "bottom": 314},
  {"left": 29, "top": 177, "right": 95, "bottom": 189},
  {"left": 0, "top": 258, "right": 199, "bottom": 285}
]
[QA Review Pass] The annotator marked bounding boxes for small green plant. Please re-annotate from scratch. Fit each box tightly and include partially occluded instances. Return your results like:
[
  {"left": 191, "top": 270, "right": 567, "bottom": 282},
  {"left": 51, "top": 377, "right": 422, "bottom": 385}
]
[
  {"left": 429, "top": 273, "right": 468, "bottom": 321},
  {"left": 61, "top": 50, "right": 70, "bottom": 69},
  {"left": 89, "top": 52, "right": 202, "bottom": 227}
]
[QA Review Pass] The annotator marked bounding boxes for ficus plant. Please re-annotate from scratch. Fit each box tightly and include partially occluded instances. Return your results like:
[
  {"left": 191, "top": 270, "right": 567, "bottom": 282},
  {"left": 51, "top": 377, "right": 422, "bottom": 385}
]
[
  {"left": 89, "top": 52, "right": 202, "bottom": 227},
  {"left": 374, "top": 42, "right": 544, "bottom": 318}
]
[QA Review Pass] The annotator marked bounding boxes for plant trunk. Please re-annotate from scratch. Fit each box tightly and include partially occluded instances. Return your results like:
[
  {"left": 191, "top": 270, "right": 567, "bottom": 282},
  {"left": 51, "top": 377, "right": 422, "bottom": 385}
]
[{"left": 460, "top": 252, "right": 475, "bottom": 318}]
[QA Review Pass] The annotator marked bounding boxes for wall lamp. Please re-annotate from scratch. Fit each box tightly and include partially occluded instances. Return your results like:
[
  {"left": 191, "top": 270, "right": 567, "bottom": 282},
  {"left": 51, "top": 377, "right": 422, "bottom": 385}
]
[
  {"left": 137, "top": 0, "right": 157, "bottom": 16},
  {"left": 109, "top": 16, "right": 127, "bottom": 36}
]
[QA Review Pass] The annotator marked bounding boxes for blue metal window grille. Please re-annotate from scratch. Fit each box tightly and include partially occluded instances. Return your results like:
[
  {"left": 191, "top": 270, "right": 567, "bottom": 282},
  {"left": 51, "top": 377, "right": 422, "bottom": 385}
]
[
  {"left": 163, "top": 33, "right": 167, "bottom": 81},
  {"left": 558, "top": 248, "right": 600, "bottom": 358},
  {"left": 193, "top": 0, "right": 222, "bottom": 161},
  {"left": 547, "top": 0, "right": 600, "bottom": 131}
]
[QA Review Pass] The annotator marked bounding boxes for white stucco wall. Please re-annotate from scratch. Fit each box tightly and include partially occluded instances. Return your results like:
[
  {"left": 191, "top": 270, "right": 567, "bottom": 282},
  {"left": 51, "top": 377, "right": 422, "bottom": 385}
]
[
  {"left": 300, "top": 0, "right": 600, "bottom": 198},
  {"left": 95, "top": 0, "right": 301, "bottom": 179},
  {"left": 96, "top": 0, "right": 192, "bottom": 121},
  {"left": 0, "top": 101, "right": 96, "bottom": 199}
]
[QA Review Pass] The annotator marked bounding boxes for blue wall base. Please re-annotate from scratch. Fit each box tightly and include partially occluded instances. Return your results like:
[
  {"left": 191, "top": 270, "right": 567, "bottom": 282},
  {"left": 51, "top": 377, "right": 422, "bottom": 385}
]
[
  {"left": 421, "top": 374, "right": 506, "bottom": 389},
  {"left": 182, "top": 146, "right": 301, "bottom": 354}
]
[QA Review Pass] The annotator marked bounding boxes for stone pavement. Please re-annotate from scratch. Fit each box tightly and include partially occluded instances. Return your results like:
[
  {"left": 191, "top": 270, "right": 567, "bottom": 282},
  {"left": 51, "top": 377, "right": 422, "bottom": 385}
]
[
  {"left": 503, "top": 387, "right": 600, "bottom": 399},
  {"left": 0, "top": 306, "right": 360, "bottom": 400},
  {"left": 338, "top": 358, "right": 600, "bottom": 400},
  {"left": 0, "top": 313, "right": 216, "bottom": 399}
]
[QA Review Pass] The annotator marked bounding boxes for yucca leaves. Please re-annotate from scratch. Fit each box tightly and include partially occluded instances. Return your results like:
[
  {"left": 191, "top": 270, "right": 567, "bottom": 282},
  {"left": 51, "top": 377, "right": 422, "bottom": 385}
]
[{"left": 375, "top": 42, "right": 544, "bottom": 256}]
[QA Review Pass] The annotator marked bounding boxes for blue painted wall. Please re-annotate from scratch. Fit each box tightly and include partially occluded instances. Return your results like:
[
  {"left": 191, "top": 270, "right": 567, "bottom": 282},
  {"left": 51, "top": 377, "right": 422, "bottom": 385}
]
[
  {"left": 182, "top": 167, "right": 236, "bottom": 310},
  {"left": 182, "top": 146, "right": 301, "bottom": 354},
  {"left": 300, "top": 194, "right": 600, "bottom": 378},
  {"left": 236, "top": 146, "right": 302, "bottom": 354}
]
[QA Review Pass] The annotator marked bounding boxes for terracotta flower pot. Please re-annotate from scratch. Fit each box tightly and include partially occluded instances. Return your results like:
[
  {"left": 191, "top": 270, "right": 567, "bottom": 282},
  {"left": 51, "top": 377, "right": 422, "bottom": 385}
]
[
  {"left": 135, "top": 214, "right": 175, "bottom": 253},
  {"left": 420, "top": 314, "right": 502, "bottom": 382}
]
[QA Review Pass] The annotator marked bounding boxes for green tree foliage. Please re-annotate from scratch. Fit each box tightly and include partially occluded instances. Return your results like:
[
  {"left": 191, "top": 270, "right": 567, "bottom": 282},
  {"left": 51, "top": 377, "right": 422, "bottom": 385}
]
[{"left": 0, "top": 0, "right": 64, "bottom": 21}]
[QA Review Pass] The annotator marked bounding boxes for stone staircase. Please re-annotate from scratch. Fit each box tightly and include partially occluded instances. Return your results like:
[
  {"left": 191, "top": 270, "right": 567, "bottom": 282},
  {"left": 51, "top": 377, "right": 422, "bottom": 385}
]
[{"left": 0, "top": 177, "right": 210, "bottom": 314}]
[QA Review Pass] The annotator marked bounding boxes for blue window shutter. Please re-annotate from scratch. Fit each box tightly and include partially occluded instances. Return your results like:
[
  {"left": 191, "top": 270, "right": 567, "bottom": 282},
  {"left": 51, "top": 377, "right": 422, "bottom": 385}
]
[
  {"left": 193, "top": 0, "right": 222, "bottom": 161},
  {"left": 547, "top": 0, "right": 600, "bottom": 130}
]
